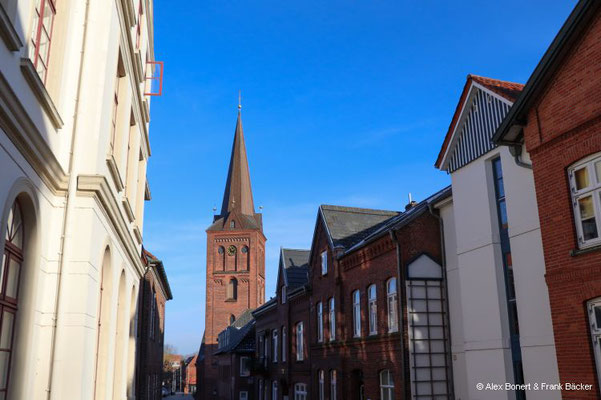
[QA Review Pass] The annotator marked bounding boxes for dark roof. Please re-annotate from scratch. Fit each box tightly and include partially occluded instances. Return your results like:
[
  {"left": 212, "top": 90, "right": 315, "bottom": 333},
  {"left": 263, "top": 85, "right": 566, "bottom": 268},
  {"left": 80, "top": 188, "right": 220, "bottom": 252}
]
[
  {"left": 435, "top": 75, "right": 524, "bottom": 169},
  {"left": 142, "top": 249, "right": 173, "bottom": 300},
  {"left": 251, "top": 298, "right": 277, "bottom": 317},
  {"left": 320, "top": 205, "right": 399, "bottom": 250},
  {"left": 215, "top": 319, "right": 256, "bottom": 355},
  {"left": 231, "top": 309, "right": 254, "bottom": 328},
  {"left": 494, "top": 0, "right": 601, "bottom": 144},
  {"left": 281, "top": 249, "right": 310, "bottom": 289}
]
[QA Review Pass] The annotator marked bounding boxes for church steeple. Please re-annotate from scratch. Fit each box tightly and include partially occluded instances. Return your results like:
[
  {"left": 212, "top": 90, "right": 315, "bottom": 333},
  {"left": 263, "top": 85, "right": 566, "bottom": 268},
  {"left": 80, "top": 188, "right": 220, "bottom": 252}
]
[{"left": 220, "top": 110, "right": 256, "bottom": 217}]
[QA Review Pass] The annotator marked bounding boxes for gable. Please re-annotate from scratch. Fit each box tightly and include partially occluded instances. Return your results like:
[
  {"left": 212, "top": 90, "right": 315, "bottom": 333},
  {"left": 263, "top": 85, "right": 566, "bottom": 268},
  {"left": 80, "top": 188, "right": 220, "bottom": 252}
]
[{"left": 407, "top": 254, "right": 442, "bottom": 280}]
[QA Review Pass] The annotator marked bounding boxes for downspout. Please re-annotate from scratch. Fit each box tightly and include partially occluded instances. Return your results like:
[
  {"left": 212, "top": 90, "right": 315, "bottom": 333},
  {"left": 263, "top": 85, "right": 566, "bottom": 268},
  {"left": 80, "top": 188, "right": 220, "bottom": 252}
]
[
  {"left": 135, "top": 261, "right": 151, "bottom": 398},
  {"left": 508, "top": 143, "right": 532, "bottom": 170},
  {"left": 47, "top": 0, "right": 91, "bottom": 398},
  {"left": 428, "top": 204, "right": 456, "bottom": 400},
  {"left": 388, "top": 230, "right": 410, "bottom": 400}
]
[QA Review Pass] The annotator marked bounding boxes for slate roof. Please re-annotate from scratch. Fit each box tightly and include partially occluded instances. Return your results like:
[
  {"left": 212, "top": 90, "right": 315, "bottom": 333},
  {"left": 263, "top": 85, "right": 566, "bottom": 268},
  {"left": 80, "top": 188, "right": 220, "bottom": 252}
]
[
  {"left": 231, "top": 309, "right": 254, "bottom": 328},
  {"left": 320, "top": 205, "right": 400, "bottom": 250},
  {"left": 281, "top": 248, "right": 310, "bottom": 289},
  {"left": 215, "top": 319, "right": 256, "bottom": 355},
  {"left": 435, "top": 74, "right": 524, "bottom": 169}
]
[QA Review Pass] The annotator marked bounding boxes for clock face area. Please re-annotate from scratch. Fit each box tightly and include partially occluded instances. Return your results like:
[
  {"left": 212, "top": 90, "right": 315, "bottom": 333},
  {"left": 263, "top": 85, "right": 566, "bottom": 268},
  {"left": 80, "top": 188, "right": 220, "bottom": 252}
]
[
  {"left": 213, "top": 237, "right": 252, "bottom": 272},
  {"left": 227, "top": 245, "right": 237, "bottom": 256}
]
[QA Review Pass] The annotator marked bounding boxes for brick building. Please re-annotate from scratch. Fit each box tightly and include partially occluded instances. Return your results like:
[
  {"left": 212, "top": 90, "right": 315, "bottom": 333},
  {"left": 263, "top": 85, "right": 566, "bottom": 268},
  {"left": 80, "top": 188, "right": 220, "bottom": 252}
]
[
  {"left": 199, "top": 108, "right": 266, "bottom": 399},
  {"left": 494, "top": 0, "right": 601, "bottom": 397},
  {"left": 138, "top": 249, "right": 173, "bottom": 399},
  {"left": 253, "top": 248, "right": 312, "bottom": 400},
  {"left": 184, "top": 354, "right": 198, "bottom": 395}
]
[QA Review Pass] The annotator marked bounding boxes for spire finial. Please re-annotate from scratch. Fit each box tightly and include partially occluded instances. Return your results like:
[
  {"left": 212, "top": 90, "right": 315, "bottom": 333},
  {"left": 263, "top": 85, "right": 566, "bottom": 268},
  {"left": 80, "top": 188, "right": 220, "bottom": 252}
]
[{"left": 238, "top": 90, "right": 242, "bottom": 110}]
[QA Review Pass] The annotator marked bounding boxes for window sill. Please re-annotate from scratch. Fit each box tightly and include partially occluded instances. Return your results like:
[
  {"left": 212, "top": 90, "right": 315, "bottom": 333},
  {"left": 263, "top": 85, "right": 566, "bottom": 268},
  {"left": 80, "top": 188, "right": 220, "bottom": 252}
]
[
  {"left": 133, "top": 224, "right": 142, "bottom": 245},
  {"left": 571, "top": 244, "right": 601, "bottom": 257},
  {"left": 225, "top": 298, "right": 237, "bottom": 303},
  {"left": 106, "top": 155, "right": 125, "bottom": 192},
  {"left": 0, "top": 4, "right": 22, "bottom": 51},
  {"left": 20, "top": 58, "right": 64, "bottom": 129}
]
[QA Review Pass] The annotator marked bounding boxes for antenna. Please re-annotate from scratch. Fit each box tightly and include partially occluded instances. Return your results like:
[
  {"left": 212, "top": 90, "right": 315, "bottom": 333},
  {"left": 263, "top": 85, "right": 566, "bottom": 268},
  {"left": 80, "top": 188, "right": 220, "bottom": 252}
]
[
  {"left": 408, "top": 193, "right": 413, "bottom": 203},
  {"left": 238, "top": 90, "right": 242, "bottom": 110},
  {"left": 212, "top": 205, "right": 217, "bottom": 214}
]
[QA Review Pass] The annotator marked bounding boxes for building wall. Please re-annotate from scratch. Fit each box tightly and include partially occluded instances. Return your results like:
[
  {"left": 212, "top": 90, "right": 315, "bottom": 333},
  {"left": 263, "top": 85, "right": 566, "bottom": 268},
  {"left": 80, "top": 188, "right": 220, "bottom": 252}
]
[
  {"left": 440, "top": 145, "right": 559, "bottom": 400},
  {"left": 0, "top": 0, "right": 157, "bottom": 399},
  {"left": 520, "top": 8, "right": 601, "bottom": 399}
]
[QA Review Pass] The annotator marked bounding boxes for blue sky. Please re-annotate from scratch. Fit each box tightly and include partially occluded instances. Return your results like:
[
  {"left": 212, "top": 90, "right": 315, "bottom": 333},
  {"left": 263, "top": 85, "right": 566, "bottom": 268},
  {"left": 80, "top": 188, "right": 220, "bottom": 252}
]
[{"left": 144, "top": 0, "right": 577, "bottom": 355}]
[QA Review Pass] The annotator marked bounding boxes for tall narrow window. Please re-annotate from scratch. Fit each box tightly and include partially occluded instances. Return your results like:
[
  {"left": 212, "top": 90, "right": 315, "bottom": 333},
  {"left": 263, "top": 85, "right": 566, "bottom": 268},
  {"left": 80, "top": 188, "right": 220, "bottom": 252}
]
[
  {"left": 330, "top": 370, "right": 337, "bottom": 400},
  {"left": 317, "top": 301, "right": 323, "bottom": 342},
  {"left": 296, "top": 322, "right": 304, "bottom": 361},
  {"left": 568, "top": 153, "right": 601, "bottom": 248},
  {"left": 352, "top": 290, "right": 361, "bottom": 337},
  {"left": 329, "top": 297, "right": 336, "bottom": 341},
  {"left": 318, "top": 370, "right": 325, "bottom": 400},
  {"left": 240, "top": 357, "right": 250, "bottom": 377},
  {"left": 0, "top": 201, "right": 24, "bottom": 398},
  {"left": 272, "top": 329, "right": 278, "bottom": 363},
  {"left": 321, "top": 251, "right": 328, "bottom": 275},
  {"left": 272, "top": 381, "right": 278, "bottom": 400},
  {"left": 29, "top": 0, "right": 56, "bottom": 83},
  {"left": 282, "top": 326, "right": 287, "bottom": 362},
  {"left": 387, "top": 278, "right": 398, "bottom": 332},
  {"left": 259, "top": 380, "right": 264, "bottom": 400},
  {"left": 135, "top": 0, "right": 142, "bottom": 49},
  {"left": 368, "top": 284, "right": 377, "bottom": 335},
  {"left": 588, "top": 298, "right": 601, "bottom": 388},
  {"left": 227, "top": 278, "right": 238, "bottom": 301},
  {"left": 380, "top": 370, "right": 394, "bottom": 400},
  {"left": 281, "top": 286, "right": 286, "bottom": 304}
]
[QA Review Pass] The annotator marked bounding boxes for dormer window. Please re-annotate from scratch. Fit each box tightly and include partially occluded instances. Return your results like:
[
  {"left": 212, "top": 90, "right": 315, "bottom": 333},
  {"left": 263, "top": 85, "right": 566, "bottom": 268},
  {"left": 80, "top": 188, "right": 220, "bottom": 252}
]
[
  {"left": 230, "top": 220, "right": 235, "bottom": 228},
  {"left": 321, "top": 251, "right": 327, "bottom": 276},
  {"left": 281, "top": 286, "right": 286, "bottom": 304}
]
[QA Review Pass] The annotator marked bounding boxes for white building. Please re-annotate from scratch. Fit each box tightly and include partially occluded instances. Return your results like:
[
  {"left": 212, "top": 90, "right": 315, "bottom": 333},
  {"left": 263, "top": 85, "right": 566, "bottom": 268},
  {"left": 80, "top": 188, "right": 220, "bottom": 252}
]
[
  {"left": 434, "top": 75, "right": 559, "bottom": 400},
  {"left": 0, "top": 0, "right": 159, "bottom": 399}
]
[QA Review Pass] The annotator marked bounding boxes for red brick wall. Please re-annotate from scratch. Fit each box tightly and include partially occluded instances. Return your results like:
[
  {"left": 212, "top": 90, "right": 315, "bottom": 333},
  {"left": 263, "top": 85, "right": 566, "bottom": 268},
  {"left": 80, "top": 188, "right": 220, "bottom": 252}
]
[{"left": 520, "top": 8, "right": 601, "bottom": 399}]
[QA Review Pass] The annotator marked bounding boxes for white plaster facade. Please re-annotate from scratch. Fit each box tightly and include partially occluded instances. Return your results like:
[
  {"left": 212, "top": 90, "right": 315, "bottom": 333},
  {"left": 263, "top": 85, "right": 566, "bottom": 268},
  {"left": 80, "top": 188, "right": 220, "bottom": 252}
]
[
  {"left": 436, "top": 83, "right": 560, "bottom": 400},
  {"left": 0, "top": 0, "right": 157, "bottom": 399}
]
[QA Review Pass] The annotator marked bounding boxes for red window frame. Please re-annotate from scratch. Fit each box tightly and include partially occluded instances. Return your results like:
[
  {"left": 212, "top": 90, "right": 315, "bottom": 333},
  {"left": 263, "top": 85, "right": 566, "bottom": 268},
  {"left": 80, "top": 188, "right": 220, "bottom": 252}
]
[
  {"left": 136, "top": 0, "right": 142, "bottom": 49},
  {"left": 30, "top": 0, "right": 57, "bottom": 83}
]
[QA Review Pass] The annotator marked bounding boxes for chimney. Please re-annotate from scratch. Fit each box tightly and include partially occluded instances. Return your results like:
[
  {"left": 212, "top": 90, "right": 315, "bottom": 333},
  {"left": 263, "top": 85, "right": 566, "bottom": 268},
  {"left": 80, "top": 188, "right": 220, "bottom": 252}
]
[{"left": 405, "top": 193, "right": 417, "bottom": 211}]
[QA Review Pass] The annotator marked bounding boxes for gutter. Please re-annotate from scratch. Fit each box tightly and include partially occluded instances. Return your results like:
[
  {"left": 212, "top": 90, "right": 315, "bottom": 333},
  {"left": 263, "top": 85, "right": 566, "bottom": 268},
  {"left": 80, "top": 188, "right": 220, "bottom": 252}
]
[
  {"left": 508, "top": 143, "right": 532, "bottom": 170},
  {"left": 47, "top": 0, "right": 91, "bottom": 398}
]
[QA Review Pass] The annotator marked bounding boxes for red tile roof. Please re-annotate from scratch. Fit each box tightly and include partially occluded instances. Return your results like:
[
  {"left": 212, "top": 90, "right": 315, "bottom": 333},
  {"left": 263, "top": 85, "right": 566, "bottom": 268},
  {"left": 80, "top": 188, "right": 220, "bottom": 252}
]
[{"left": 434, "top": 75, "right": 524, "bottom": 169}]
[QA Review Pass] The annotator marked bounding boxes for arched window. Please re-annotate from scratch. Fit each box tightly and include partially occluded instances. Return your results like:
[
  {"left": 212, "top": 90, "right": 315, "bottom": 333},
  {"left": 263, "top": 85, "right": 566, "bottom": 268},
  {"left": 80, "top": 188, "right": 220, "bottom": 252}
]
[
  {"left": 318, "top": 370, "right": 325, "bottom": 400},
  {"left": 218, "top": 246, "right": 225, "bottom": 271},
  {"left": 380, "top": 370, "right": 394, "bottom": 400},
  {"left": 330, "top": 370, "right": 337, "bottom": 400},
  {"left": 281, "top": 326, "right": 287, "bottom": 362},
  {"left": 0, "top": 200, "right": 24, "bottom": 398},
  {"left": 272, "top": 329, "right": 278, "bottom": 363},
  {"left": 368, "top": 284, "right": 377, "bottom": 335},
  {"left": 272, "top": 380, "right": 278, "bottom": 400},
  {"left": 296, "top": 322, "right": 304, "bottom": 361},
  {"left": 387, "top": 278, "right": 398, "bottom": 332},
  {"left": 230, "top": 314, "right": 235, "bottom": 325},
  {"left": 329, "top": 297, "right": 336, "bottom": 341},
  {"left": 352, "top": 290, "right": 361, "bottom": 337},
  {"left": 230, "top": 220, "right": 235, "bottom": 228},
  {"left": 227, "top": 278, "right": 238, "bottom": 301},
  {"left": 316, "top": 301, "right": 323, "bottom": 342}
]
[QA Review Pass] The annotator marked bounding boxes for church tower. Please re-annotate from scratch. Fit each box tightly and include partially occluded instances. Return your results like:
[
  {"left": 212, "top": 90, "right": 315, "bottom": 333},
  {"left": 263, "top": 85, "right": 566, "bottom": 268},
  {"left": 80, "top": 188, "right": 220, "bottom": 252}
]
[{"left": 201, "top": 108, "right": 266, "bottom": 397}]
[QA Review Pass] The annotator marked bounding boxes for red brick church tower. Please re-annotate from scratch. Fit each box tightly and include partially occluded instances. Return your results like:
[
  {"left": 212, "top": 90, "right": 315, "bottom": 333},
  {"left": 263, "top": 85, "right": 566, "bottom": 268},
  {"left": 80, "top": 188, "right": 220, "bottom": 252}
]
[{"left": 199, "top": 107, "right": 266, "bottom": 398}]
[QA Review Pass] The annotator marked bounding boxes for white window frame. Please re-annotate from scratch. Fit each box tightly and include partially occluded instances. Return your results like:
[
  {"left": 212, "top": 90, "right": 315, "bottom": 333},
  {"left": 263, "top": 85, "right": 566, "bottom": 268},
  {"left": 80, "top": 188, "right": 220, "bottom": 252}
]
[
  {"left": 330, "top": 370, "right": 337, "bottom": 400},
  {"left": 588, "top": 298, "right": 601, "bottom": 389},
  {"left": 368, "top": 284, "right": 377, "bottom": 335},
  {"left": 568, "top": 153, "right": 601, "bottom": 248},
  {"left": 272, "top": 381, "right": 278, "bottom": 400},
  {"left": 380, "top": 369, "right": 394, "bottom": 400},
  {"left": 272, "top": 329, "right": 278, "bottom": 363},
  {"left": 240, "top": 391, "right": 248, "bottom": 400},
  {"left": 240, "top": 356, "right": 250, "bottom": 377},
  {"left": 329, "top": 297, "right": 336, "bottom": 341},
  {"left": 317, "top": 301, "right": 323, "bottom": 342},
  {"left": 387, "top": 278, "right": 399, "bottom": 332},
  {"left": 282, "top": 326, "right": 287, "bottom": 362},
  {"left": 321, "top": 251, "right": 328, "bottom": 275},
  {"left": 296, "top": 322, "right": 304, "bottom": 361},
  {"left": 294, "top": 383, "right": 307, "bottom": 400},
  {"left": 352, "top": 290, "right": 361, "bottom": 337},
  {"left": 318, "top": 370, "right": 325, "bottom": 400}
]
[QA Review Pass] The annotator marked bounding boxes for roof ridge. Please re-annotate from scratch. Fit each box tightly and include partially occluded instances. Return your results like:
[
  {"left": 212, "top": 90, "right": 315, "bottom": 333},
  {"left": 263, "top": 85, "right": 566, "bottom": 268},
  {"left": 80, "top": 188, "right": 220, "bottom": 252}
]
[{"left": 320, "top": 204, "right": 399, "bottom": 215}]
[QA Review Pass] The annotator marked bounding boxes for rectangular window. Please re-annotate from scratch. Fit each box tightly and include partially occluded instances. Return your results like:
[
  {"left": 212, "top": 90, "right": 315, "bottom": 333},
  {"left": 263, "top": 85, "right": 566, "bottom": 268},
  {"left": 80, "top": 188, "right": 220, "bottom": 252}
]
[
  {"left": 240, "top": 356, "right": 250, "bottom": 377},
  {"left": 321, "top": 251, "right": 327, "bottom": 275},
  {"left": 569, "top": 154, "right": 601, "bottom": 248},
  {"left": 387, "top": 278, "right": 399, "bottom": 332},
  {"left": 294, "top": 383, "right": 307, "bottom": 400},
  {"left": 282, "top": 326, "right": 287, "bottom": 362},
  {"left": 272, "top": 381, "right": 278, "bottom": 400},
  {"left": 240, "top": 391, "right": 248, "bottom": 400},
  {"left": 329, "top": 297, "right": 336, "bottom": 341},
  {"left": 588, "top": 298, "right": 601, "bottom": 389},
  {"left": 318, "top": 370, "right": 325, "bottom": 400},
  {"left": 353, "top": 290, "right": 361, "bottom": 337},
  {"left": 29, "top": 0, "right": 56, "bottom": 83},
  {"left": 296, "top": 322, "right": 304, "bottom": 361},
  {"left": 317, "top": 302, "right": 323, "bottom": 342},
  {"left": 368, "top": 285, "right": 377, "bottom": 335}
]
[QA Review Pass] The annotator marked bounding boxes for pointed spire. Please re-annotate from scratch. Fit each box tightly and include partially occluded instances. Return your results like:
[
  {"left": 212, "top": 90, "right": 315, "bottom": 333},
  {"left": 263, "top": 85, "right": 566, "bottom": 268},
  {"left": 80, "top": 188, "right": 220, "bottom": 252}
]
[{"left": 220, "top": 109, "right": 256, "bottom": 217}]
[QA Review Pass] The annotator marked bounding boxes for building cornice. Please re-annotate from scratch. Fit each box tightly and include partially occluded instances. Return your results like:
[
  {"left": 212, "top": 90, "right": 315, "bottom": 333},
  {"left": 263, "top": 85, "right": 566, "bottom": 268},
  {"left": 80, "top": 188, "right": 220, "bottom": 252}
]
[{"left": 77, "top": 174, "right": 145, "bottom": 276}]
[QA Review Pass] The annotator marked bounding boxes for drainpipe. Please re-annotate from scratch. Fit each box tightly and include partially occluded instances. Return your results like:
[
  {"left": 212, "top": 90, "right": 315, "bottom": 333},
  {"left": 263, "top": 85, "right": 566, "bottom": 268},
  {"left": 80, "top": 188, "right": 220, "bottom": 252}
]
[
  {"left": 508, "top": 144, "right": 532, "bottom": 170},
  {"left": 428, "top": 203, "right": 456, "bottom": 400},
  {"left": 388, "top": 230, "right": 410, "bottom": 400},
  {"left": 47, "top": 0, "right": 91, "bottom": 398}
]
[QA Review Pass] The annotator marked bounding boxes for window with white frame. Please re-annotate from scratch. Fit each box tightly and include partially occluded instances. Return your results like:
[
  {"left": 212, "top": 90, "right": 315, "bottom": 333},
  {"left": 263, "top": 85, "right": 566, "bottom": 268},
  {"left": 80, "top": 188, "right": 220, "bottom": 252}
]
[
  {"left": 282, "top": 326, "right": 287, "bottom": 362},
  {"left": 317, "top": 301, "right": 323, "bottom": 342},
  {"left": 380, "top": 370, "right": 394, "bottom": 400},
  {"left": 568, "top": 154, "right": 601, "bottom": 248},
  {"left": 294, "top": 383, "right": 307, "bottom": 400},
  {"left": 296, "top": 322, "right": 304, "bottom": 361},
  {"left": 318, "top": 370, "right": 325, "bottom": 400},
  {"left": 387, "top": 278, "right": 399, "bottom": 332},
  {"left": 330, "top": 370, "right": 337, "bottom": 400},
  {"left": 353, "top": 290, "right": 361, "bottom": 337},
  {"left": 272, "top": 329, "right": 278, "bottom": 363},
  {"left": 272, "top": 381, "right": 278, "bottom": 400},
  {"left": 368, "top": 284, "right": 377, "bottom": 335},
  {"left": 240, "top": 391, "right": 248, "bottom": 400},
  {"left": 329, "top": 297, "right": 336, "bottom": 341},
  {"left": 321, "top": 251, "right": 328, "bottom": 275},
  {"left": 240, "top": 356, "right": 250, "bottom": 377},
  {"left": 588, "top": 298, "right": 601, "bottom": 389}
]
